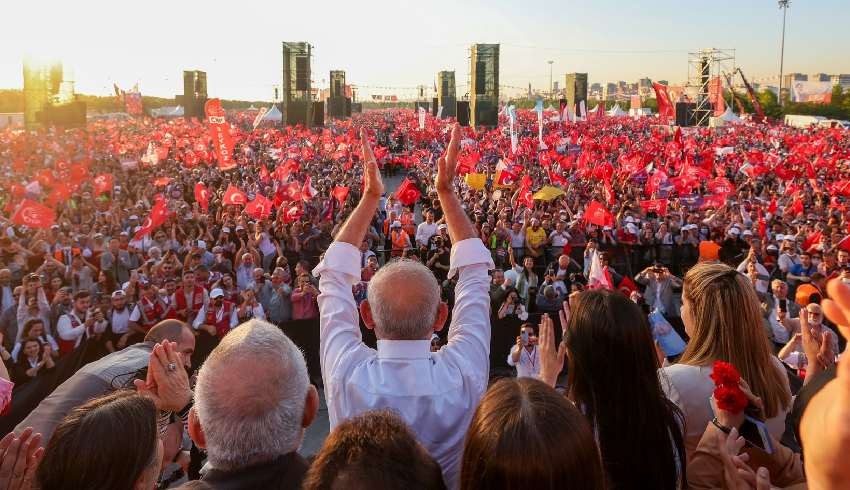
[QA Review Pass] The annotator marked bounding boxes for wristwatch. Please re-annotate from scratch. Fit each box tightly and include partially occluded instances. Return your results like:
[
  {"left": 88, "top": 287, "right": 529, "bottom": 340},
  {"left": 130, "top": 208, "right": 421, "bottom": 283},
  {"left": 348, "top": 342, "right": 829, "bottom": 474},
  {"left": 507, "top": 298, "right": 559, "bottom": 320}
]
[{"left": 711, "top": 417, "right": 732, "bottom": 434}]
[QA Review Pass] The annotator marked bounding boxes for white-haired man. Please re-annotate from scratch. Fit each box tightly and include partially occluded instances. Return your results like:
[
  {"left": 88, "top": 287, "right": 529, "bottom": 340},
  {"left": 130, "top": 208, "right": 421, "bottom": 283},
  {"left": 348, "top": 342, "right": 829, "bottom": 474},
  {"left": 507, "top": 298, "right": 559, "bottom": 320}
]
[
  {"left": 188, "top": 319, "right": 319, "bottom": 488},
  {"left": 313, "top": 125, "right": 494, "bottom": 488}
]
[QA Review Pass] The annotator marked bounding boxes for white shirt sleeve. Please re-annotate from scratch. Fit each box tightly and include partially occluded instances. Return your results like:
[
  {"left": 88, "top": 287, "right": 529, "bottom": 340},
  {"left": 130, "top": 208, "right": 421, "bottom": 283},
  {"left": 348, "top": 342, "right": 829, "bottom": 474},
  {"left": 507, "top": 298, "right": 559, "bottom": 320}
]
[
  {"left": 507, "top": 345, "right": 518, "bottom": 366},
  {"left": 129, "top": 305, "right": 141, "bottom": 322},
  {"left": 253, "top": 304, "right": 266, "bottom": 320},
  {"left": 229, "top": 307, "right": 239, "bottom": 328},
  {"left": 440, "top": 238, "right": 496, "bottom": 387},
  {"left": 313, "top": 242, "right": 378, "bottom": 384},
  {"left": 193, "top": 305, "right": 207, "bottom": 330},
  {"left": 57, "top": 315, "right": 85, "bottom": 341}
]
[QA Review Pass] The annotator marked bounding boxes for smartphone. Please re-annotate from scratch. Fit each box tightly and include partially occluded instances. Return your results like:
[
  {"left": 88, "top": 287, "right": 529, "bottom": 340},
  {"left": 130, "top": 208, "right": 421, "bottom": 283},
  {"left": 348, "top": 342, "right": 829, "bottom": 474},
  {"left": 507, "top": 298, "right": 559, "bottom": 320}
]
[
  {"left": 520, "top": 331, "right": 529, "bottom": 346},
  {"left": 739, "top": 415, "right": 774, "bottom": 454},
  {"left": 779, "top": 298, "right": 787, "bottom": 313}
]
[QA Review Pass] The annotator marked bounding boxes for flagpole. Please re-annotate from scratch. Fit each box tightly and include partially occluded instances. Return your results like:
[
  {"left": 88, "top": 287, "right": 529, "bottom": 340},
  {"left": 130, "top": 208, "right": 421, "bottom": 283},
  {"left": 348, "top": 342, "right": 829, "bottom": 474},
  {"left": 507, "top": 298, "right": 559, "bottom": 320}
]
[{"left": 778, "top": 0, "right": 790, "bottom": 107}]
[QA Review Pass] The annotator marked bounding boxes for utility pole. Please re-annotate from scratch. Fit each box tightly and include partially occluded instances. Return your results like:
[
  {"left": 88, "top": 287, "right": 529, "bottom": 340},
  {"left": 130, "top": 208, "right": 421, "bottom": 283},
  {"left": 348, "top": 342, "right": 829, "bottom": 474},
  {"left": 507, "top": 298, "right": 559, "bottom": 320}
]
[
  {"left": 547, "top": 60, "right": 554, "bottom": 99},
  {"left": 778, "top": 0, "right": 790, "bottom": 107}
]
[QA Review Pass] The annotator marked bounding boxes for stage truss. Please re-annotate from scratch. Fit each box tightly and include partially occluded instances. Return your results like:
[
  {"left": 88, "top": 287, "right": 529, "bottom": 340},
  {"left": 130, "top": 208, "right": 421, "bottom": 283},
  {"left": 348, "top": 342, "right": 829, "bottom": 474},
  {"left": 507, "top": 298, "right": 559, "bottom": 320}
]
[{"left": 687, "top": 48, "right": 736, "bottom": 127}]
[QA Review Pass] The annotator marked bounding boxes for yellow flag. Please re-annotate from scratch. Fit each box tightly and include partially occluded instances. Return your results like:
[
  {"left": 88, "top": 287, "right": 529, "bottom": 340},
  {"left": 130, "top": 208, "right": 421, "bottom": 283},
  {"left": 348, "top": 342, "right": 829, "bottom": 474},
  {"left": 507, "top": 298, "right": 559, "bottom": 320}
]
[
  {"left": 464, "top": 173, "right": 487, "bottom": 190},
  {"left": 533, "top": 185, "right": 565, "bottom": 201}
]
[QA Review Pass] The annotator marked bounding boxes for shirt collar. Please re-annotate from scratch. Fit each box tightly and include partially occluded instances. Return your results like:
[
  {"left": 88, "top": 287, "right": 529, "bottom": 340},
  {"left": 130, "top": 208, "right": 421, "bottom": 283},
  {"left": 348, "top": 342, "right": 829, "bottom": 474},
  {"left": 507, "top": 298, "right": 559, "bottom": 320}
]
[{"left": 376, "top": 339, "right": 432, "bottom": 360}]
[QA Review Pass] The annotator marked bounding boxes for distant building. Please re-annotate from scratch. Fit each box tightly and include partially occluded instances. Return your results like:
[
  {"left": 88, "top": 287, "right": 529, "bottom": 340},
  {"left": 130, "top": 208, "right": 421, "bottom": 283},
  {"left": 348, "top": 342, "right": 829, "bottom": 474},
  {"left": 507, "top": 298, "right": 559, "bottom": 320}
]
[
  {"left": 590, "top": 82, "right": 602, "bottom": 98},
  {"left": 831, "top": 74, "right": 850, "bottom": 90},
  {"left": 552, "top": 81, "right": 559, "bottom": 94},
  {"left": 810, "top": 73, "right": 830, "bottom": 82},
  {"left": 657, "top": 80, "right": 669, "bottom": 86},
  {"left": 602, "top": 83, "right": 617, "bottom": 101}
]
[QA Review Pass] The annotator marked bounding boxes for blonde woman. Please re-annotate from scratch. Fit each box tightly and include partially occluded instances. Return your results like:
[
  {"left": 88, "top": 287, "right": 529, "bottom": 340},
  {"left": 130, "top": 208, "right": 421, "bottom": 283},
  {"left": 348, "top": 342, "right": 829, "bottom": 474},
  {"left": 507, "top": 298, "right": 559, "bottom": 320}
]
[{"left": 660, "top": 262, "right": 792, "bottom": 457}]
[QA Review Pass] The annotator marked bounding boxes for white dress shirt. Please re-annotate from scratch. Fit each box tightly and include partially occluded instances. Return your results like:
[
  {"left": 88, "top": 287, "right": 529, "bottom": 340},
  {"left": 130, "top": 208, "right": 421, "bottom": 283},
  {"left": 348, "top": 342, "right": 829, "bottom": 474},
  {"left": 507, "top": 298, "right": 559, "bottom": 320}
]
[
  {"left": 507, "top": 345, "right": 540, "bottom": 378},
  {"left": 415, "top": 221, "right": 438, "bottom": 248},
  {"left": 314, "top": 238, "right": 494, "bottom": 489}
]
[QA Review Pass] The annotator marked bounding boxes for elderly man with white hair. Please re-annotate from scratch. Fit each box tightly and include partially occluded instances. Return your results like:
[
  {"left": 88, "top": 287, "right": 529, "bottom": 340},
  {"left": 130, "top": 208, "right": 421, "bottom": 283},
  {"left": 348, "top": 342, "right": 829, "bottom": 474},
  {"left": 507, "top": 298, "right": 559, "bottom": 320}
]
[
  {"left": 313, "top": 125, "right": 494, "bottom": 488},
  {"left": 188, "top": 319, "right": 319, "bottom": 488}
]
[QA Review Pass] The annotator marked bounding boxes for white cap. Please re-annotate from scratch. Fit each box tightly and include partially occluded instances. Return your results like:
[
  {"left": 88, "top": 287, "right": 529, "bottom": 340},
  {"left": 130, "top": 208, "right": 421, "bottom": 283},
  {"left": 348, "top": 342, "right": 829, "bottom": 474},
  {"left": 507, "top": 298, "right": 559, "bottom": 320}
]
[
  {"left": 210, "top": 288, "right": 225, "bottom": 299},
  {"left": 626, "top": 223, "right": 638, "bottom": 234},
  {"left": 129, "top": 215, "right": 139, "bottom": 220},
  {"left": 221, "top": 226, "right": 231, "bottom": 233},
  {"left": 624, "top": 216, "right": 635, "bottom": 223},
  {"left": 391, "top": 220, "right": 402, "bottom": 228},
  {"left": 437, "top": 223, "right": 447, "bottom": 230},
  {"left": 728, "top": 228, "right": 740, "bottom": 236},
  {"left": 776, "top": 234, "right": 785, "bottom": 241},
  {"left": 196, "top": 240, "right": 206, "bottom": 248},
  {"left": 742, "top": 230, "right": 753, "bottom": 236}
]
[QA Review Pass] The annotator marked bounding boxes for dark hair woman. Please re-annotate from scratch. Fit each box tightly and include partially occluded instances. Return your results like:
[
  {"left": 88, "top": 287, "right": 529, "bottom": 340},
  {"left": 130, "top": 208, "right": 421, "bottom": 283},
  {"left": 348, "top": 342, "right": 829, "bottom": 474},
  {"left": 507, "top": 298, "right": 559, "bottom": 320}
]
[
  {"left": 36, "top": 390, "right": 162, "bottom": 490},
  {"left": 565, "top": 289, "right": 686, "bottom": 489},
  {"left": 460, "top": 377, "right": 605, "bottom": 490}
]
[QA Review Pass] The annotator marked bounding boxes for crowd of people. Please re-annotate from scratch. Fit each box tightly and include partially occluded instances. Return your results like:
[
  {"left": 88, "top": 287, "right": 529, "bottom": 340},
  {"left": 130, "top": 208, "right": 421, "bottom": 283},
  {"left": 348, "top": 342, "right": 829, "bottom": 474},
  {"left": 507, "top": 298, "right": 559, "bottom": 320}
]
[{"left": 0, "top": 103, "right": 848, "bottom": 489}]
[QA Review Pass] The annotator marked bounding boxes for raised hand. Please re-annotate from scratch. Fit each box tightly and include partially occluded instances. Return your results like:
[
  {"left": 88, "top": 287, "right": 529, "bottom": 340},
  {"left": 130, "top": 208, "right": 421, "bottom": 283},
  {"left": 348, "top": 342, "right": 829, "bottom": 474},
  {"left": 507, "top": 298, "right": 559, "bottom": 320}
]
[
  {"left": 537, "top": 314, "right": 565, "bottom": 388},
  {"left": 0, "top": 427, "right": 43, "bottom": 490},
  {"left": 133, "top": 341, "right": 192, "bottom": 412},
  {"left": 802, "top": 278, "right": 850, "bottom": 489},
  {"left": 436, "top": 124, "right": 461, "bottom": 193},
  {"left": 360, "top": 128, "right": 384, "bottom": 199}
]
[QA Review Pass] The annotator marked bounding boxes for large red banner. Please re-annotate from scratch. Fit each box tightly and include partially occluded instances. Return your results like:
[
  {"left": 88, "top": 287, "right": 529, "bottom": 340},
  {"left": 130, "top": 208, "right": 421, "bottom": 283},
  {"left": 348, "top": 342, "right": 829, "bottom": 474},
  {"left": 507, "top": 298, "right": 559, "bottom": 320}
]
[
  {"left": 652, "top": 83, "right": 675, "bottom": 122},
  {"left": 205, "top": 99, "right": 236, "bottom": 171}
]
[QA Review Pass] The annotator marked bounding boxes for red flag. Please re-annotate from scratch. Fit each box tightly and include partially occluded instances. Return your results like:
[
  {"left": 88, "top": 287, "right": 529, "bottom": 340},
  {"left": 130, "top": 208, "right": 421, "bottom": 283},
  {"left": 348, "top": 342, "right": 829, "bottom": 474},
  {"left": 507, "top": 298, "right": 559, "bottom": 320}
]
[
  {"left": 301, "top": 176, "right": 318, "bottom": 201},
  {"left": 93, "top": 174, "right": 113, "bottom": 195},
  {"left": 222, "top": 185, "right": 248, "bottom": 206},
  {"left": 518, "top": 180, "right": 535, "bottom": 209},
  {"left": 788, "top": 196, "right": 804, "bottom": 216},
  {"left": 603, "top": 179, "right": 616, "bottom": 206},
  {"left": 153, "top": 177, "right": 172, "bottom": 187},
  {"left": 332, "top": 186, "right": 350, "bottom": 205},
  {"left": 456, "top": 152, "right": 479, "bottom": 176},
  {"left": 282, "top": 204, "right": 303, "bottom": 223},
  {"left": 46, "top": 183, "right": 72, "bottom": 207},
  {"left": 11, "top": 199, "right": 55, "bottom": 229},
  {"left": 700, "top": 194, "right": 727, "bottom": 210},
  {"left": 707, "top": 177, "right": 734, "bottom": 195},
  {"left": 652, "top": 82, "right": 675, "bottom": 122},
  {"left": 584, "top": 201, "right": 614, "bottom": 227},
  {"left": 767, "top": 198, "right": 777, "bottom": 214},
  {"left": 275, "top": 159, "right": 300, "bottom": 181},
  {"left": 496, "top": 166, "right": 519, "bottom": 187},
  {"left": 205, "top": 99, "right": 236, "bottom": 171},
  {"left": 133, "top": 200, "right": 169, "bottom": 240},
  {"left": 757, "top": 208, "right": 766, "bottom": 238},
  {"left": 394, "top": 178, "right": 421, "bottom": 206},
  {"left": 596, "top": 103, "right": 606, "bottom": 119},
  {"left": 280, "top": 182, "right": 301, "bottom": 202},
  {"left": 245, "top": 194, "right": 273, "bottom": 220},
  {"left": 194, "top": 183, "right": 210, "bottom": 212},
  {"left": 802, "top": 231, "right": 822, "bottom": 252},
  {"left": 639, "top": 199, "right": 668, "bottom": 216},
  {"left": 259, "top": 165, "right": 271, "bottom": 184},
  {"left": 837, "top": 235, "right": 850, "bottom": 253}
]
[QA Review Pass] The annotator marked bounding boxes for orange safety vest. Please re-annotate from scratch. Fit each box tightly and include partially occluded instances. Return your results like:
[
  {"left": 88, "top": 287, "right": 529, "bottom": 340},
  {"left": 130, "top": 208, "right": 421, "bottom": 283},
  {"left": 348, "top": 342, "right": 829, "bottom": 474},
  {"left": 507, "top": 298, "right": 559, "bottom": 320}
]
[{"left": 391, "top": 230, "right": 409, "bottom": 257}]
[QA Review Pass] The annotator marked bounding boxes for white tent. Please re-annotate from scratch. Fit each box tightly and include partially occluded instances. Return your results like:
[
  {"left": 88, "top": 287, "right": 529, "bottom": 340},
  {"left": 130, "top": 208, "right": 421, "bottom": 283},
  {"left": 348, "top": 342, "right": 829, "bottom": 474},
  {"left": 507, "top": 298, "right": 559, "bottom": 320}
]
[
  {"left": 718, "top": 107, "right": 741, "bottom": 123},
  {"left": 261, "top": 105, "right": 282, "bottom": 122},
  {"left": 150, "top": 106, "right": 184, "bottom": 118},
  {"left": 246, "top": 105, "right": 259, "bottom": 111},
  {"left": 588, "top": 104, "right": 599, "bottom": 114},
  {"left": 545, "top": 104, "right": 557, "bottom": 112},
  {"left": 607, "top": 104, "right": 627, "bottom": 116}
]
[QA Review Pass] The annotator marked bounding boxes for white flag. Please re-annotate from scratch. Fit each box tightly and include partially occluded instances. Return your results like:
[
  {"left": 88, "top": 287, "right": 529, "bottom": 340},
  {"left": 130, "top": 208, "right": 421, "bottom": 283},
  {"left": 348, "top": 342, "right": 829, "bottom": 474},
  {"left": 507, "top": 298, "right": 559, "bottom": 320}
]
[
  {"left": 587, "top": 250, "right": 612, "bottom": 289},
  {"left": 437, "top": 106, "right": 443, "bottom": 119},
  {"left": 418, "top": 107, "right": 426, "bottom": 129},
  {"left": 579, "top": 100, "right": 587, "bottom": 120},
  {"left": 252, "top": 107, "right": 269, "bottom": 129}
]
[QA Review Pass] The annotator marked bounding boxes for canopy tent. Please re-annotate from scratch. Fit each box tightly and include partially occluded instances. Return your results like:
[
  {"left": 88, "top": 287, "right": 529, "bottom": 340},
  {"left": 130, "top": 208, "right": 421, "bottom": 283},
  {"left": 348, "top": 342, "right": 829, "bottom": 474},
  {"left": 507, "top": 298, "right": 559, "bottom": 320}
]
[
  {"left": 607, "top": 104, "right": 627, "bottom": 117},
  {"left": 718, "top": 107, "right": 741, "bottom": 123},
  {"left": 588, "top": 105, "right": 599, "bottom": 114},
  {"left": 629, "top": 108, "right": 652, "bottom": 118},
  {"left": 261, "top": 105, "right": 282, "bottom": 122},
  {"left": 150, "top": 106, "right": 184, "bottom": 118},
  {"left": 545, "top": 104, "right": 557, "bottom": 112},
  {"left": 246, "top": 105, "right": 259, "bottom": 111}
]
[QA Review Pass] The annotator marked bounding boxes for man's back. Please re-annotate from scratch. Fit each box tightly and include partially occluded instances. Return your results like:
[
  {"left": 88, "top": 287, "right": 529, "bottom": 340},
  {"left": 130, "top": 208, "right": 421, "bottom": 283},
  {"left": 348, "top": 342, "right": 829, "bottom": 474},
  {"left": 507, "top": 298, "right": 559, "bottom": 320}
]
[{"left": 315, "top": 238, "right": 493, "bottom": 488}]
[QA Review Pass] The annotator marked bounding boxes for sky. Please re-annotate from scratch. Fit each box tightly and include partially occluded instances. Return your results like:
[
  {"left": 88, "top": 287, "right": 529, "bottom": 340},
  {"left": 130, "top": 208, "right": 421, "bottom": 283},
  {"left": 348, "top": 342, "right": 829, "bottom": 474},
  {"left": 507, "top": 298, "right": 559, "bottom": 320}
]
[{"left": 0, "top": 0, "right": 847, "bottom": 101}]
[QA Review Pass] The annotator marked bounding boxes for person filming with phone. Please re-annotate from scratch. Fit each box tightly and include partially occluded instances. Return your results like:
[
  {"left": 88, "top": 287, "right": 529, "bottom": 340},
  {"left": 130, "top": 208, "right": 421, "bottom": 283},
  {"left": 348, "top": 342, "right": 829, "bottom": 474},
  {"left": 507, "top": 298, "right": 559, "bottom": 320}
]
[{"left": 507, "top": 323, "right": 539, "bottom": 379}]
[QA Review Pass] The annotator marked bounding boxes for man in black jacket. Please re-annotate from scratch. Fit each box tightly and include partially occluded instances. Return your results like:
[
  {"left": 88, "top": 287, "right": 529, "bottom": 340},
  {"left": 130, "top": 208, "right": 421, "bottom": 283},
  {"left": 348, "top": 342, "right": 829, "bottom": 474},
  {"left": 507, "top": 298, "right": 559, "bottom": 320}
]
[{"left": 189, "top": 319, "right": 319, "bottom": 489}]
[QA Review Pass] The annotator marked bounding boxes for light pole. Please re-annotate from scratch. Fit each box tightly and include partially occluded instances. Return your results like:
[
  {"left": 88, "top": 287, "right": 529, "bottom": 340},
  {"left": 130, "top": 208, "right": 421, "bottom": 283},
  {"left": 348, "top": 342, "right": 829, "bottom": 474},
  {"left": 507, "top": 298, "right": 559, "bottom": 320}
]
[
  {"left": 778, "top": 0, "right": 790, "bottom": 106},
  {"left": 547, "top": 60, "right": 554, "bottom": 99}
]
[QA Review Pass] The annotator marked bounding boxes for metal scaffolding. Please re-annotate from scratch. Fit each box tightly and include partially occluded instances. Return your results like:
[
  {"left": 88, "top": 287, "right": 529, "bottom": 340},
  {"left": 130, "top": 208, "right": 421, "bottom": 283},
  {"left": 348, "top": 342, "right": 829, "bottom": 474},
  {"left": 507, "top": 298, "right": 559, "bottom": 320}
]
[{"left": 687, "top": 48, "right": 736, "bottom": 126}]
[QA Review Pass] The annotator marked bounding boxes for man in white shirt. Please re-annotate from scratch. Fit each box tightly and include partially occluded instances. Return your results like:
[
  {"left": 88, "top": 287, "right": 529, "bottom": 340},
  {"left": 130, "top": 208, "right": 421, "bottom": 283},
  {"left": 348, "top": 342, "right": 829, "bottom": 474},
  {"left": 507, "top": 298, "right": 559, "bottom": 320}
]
[
  {"left": 507, "top": 324, "right": 540, "bottom": 378},
  {"left": 193, "top": 288, "right": 239, "bottom": 335},
  {"left": 313, "top": 126, "right": 493, "bottom": 489},
  {"left": 56, "top": 290, "right": 106, "bottom": 354},
  {"left": 415, "top": 211, "right": 438, "bottom": 249}
]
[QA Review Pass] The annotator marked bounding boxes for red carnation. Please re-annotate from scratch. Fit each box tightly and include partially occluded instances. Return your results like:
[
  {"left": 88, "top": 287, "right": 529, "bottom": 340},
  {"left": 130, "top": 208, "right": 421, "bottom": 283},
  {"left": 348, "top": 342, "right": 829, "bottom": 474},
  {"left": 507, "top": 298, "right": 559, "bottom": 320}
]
[
  {"left": 710, "top": 360, "right": 741, "bottom": 388},
  {"left": 713, "top": 385, "right": 749, "bottom": 414}
]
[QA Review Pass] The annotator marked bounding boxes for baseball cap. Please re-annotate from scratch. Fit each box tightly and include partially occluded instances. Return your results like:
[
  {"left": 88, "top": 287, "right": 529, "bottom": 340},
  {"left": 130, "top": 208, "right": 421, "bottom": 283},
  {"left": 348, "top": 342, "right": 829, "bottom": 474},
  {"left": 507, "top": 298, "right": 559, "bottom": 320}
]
[
  {"left": 129, "top": 215, "right": 139, "bottom": 220},
  {"left": 210, "top": 288, "right": 225, "bottom": 299},
  {"left": 221, "top": 226, "right": 231, "bottom": 233},
  {"left": 111, "top": 290, "right": 126, "bottom": 299},
  {"left": 391, "top": 220, "right": 402, "bottom": 228},
  {"left": 437, "top": 224, "right": 447, "bottom": 230},
  {"left": 742, "top": 230, "right": 753, "bottom": 236}
]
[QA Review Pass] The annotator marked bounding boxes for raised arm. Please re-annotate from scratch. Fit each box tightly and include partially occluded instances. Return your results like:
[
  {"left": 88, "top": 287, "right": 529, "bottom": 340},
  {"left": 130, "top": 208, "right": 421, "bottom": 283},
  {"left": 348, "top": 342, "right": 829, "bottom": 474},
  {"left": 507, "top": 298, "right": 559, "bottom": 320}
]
[
  {"left": 335, "top": 129, "right": 384, "bottom": 246},
  {"left": 435, "top": 124, "right": 475, "bottom": 243}
]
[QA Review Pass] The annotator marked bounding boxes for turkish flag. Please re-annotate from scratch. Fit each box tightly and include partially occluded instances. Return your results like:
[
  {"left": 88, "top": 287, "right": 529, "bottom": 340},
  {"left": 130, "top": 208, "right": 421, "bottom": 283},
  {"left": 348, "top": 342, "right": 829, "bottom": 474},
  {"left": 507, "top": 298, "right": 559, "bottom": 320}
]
[
  {"left": 259, "top": 165, "right": 271, "bottom": 184},
  {"left": 46, "top": 183, "right": 72, "bottom": 207},
  {"left": 652, "top": 82, "right": 675, "bottom": 121},
  {"left": 282, "top": 204, "right": 303, "bottom": 223},
  {"left": 11, "top": 199, "right": 55, "bottom": 229},
  {"left": 332, "top": 186, "right": 350, "bottom": 205},
  {"left": 275, "top": 159, "right": 300, "bottom": 181},
  {"left": 133, "top": 200, "right": 169, "bottom": 240},
  {"left": 767, "top": 198, "right": 777, "bottom": 214},
  {"left": 93, "top": 174, "right": 114, "bottom": 195},
  {"left": 518, "top": 184, "right": 535, "bottom": 209},
  {"left": 456, "top": 152, "right": 479, "bottom": 176},
  {"left": 194, "top": 183, "right": 210, "bottom": 212},
  {"left": 301, "top": 176, "right": 318, "bottom": 201},
  {"left": 395, "top": 178, "right": 421, "bottom": 206},
  {"left": 245, "top": 194, "right": 273, "bottom": 220},
  {"left": 584, "top": 201, "right": 614, "bottom": 227},
  {"left": 222, "top": 185, "right": 248, "bottom": 206},
  {"left": 279, "top": 182, "right": 301, "bottom": 202},
  {"left": 496, "top": 167, "right": 519, "bottom": 187},
  {"left": 788, "top": 196, "right": 804, "bottom": 216},
  {"left": 802, "top": 230, "right": 822, "bottom": 252},
  {"left": 837, "top": 235, "right": 850, "bottom": 253},
  {"left": 700, "top": 194, "right": 727, "bottom": 210},
  {"left": 707, "top": 177, "right": 734, "bottom": 195}
]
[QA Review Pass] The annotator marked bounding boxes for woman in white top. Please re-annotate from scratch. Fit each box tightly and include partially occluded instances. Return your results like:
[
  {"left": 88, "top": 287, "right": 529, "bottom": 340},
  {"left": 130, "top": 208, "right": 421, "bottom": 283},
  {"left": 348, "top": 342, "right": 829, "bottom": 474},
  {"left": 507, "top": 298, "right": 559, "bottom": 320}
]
[
  {"left": 11, "top": 318, "right": 59, "bottom": 362},
  {"left": 660, "top": 262, "right": 792, "bottom": 458}
]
